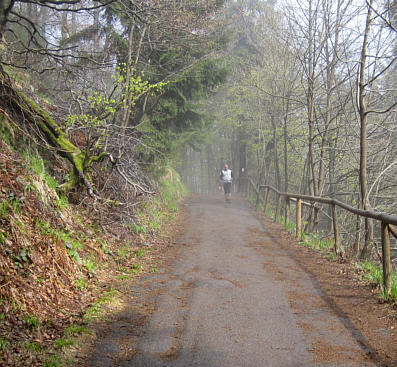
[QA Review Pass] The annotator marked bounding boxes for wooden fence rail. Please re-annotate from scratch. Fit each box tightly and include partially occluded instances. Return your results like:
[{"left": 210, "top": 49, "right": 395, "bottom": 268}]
[{"left": 237, "top": 177, "right": 397, "bottom": 298}]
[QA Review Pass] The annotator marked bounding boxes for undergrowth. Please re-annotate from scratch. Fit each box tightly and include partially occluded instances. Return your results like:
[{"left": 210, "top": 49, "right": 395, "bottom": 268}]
[
  {"left": 124, "top": 165, "right": 188, "bottom": 236},
  {"left": 0, "top": 141, "right": 187, "bottom": 366},
  {"left": 356, "top": 261, "right": 397, "bottom": 301},
  {"left": 262, "top": 202, "right": 397, "bottom": 302}
]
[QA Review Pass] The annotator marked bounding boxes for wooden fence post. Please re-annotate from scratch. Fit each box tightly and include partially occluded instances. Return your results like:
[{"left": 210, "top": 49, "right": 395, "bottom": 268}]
[
  {"left": 274, "top": 194, "right": 281, "bottom": 223},
  {"left": 285, "top": 197, "right": 290, "bottom": 225},
  {"left": 255, "top": 187, "right": 261, "bottom": 207},
  {"left": 296, "top": 198, "right": 302, "bottom": 240},
  {"left": 263, "top": 187, "right": 269, "bottom": 213},
  {"left": 381, "top": 222, "right": 392, "bottom": 297},
  {"left": 332, "top": 203, "right": 342, "bottom": 255}
]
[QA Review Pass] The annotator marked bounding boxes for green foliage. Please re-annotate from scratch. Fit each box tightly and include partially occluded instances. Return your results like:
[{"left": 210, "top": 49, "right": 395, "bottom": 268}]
[
  {"left": 357, "top": 261, "right": 397, "bottom": 301},
  {"left": 55, "top": 195, "right": 69, "bottom": 210},
  {"left": 117, "top": 243, "right": 132, "bottom": 259},
  {"left": 138, "top": 57, "right": 227, "bottom": 164},
  {"left": 126, "top": 223, "right": 147, "bottom": 235},
  {"left": 300, "top": 232, "right": 333, "bottom": 251},
  {"left": 64, "top": 324, "right": 89, "bottom": 336},
  {"left": 100, "top": 241, "right": 111, "bottom": 255},
  {"left": 43, "top": 354, "right": 63, "bottom": 367},
  {"left": 119, "top": 167, "right": 188, "bottom": 247},
  {"left": 82, "top": 259, "right": 97, "bottom": 276},
  {"left": 11, "top": 200, "right": 22, "bottom": 214},
  {"left": 23, "top": 341, "right": 42, "bottom": 352},
  {"left": 283, "top": 220, "right": 296, "bottom": 234},
  {"left": 391, "top": 281, "right": 397, "bottom": 301},
  {"left": 301, "top": 235, "right": 315, "bottom": 249},
  {"left": 146, "top": 206, "right": 162, "bottom": 231},
  {"left": 0, "top": 193, "right": 26, "bottom": 218},
  {"left": 43, "top": 174, "right": 58, "bottom": 191},
  {"left": 359, "top": 261, "right": 384, "bottom": 286},
  {"left": 326, "top": 252, "right": 338, "bottom": 262},
  {"left": 0, "top": 200, "right": 9, "bottom": 218},
  {"left": 17, "top": 176, "right": 33, "bottom": 193},
  {"left": 132, "top": 249, "right": 145, "bottom": 258},
  {"left": 23, "top": 314, "right": 40, "bottom": 328},
  {"left": 11, "top": 299, "right": 22, "bottom": 312},
  {"left": 116, "top": 274, "right": 131, "bottom": 281},
  {"left": 318, "top": 237, "right": 334, "bottom": 251},
  {"left": 37, "top": 220, "right": 84, "bottom": 264},
  {"left": 65, "top": 66, "right": 167, "bottom": 155},
  {"left": 23, "top": 151, "right": 45, "bottom": 175},
  {"left": 12, "top": 247, "right": 31, "bottom": 269},
  {"left": 66, "top": 245, "right": 81, "bottom": 264},
  {"left": 158, "top": 166, "right": 188, "bottom": 211},
  {"left": 74, "top": 277, "right": 87, "bottom": 291},
  {"left": 83, "top": 290, "right": 119, "bottom": 321},
  {"left": 130, "top": 263, "right": 142, "bottom": 275},
  {"left": 0, "top": 120, "right": 13, "bottom": 147},
  {"left": 0, "top": 337, "right": 9, "bottom": 352},
  {"left": 36, "top": 219, "right": 53, "bottom": 235},
  {"left": 23, "top": 151, "right": 61, "bottom": 192},
  {"left": 54, "top": 338, "right": 74, "bottom": 349}
]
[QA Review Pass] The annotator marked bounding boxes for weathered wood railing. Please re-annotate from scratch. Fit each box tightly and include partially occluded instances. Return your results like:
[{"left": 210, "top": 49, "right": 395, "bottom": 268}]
[{"left": 238, "top": 177, "right": 397, "bottom": 297}]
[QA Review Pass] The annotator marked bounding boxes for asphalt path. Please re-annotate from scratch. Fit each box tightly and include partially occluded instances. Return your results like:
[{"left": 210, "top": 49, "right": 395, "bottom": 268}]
[{"left": 89, "top": 195, "right": 377, "bottom": 367}]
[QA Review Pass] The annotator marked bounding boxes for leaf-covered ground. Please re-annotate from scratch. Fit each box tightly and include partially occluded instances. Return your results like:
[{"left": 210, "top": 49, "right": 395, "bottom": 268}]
[{"left": 0, "top": 139, "right": 180, "bottom": 367}]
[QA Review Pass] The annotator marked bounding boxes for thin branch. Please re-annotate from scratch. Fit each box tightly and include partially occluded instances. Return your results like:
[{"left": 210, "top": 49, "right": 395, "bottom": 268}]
[
  {"left": 365, "top": 101, "right": 397, "bottom": 115},
  {"left": 365, "top": 0, "right": 397, "bottom": 32},
  {"left": 17, "top": 0, "right": 116, "bottom": 12}
]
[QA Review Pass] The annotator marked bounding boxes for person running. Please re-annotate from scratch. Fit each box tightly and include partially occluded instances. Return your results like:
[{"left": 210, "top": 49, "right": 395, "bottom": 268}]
[{"left": 220, "top": 164, "right": 233, "bottom": 202}]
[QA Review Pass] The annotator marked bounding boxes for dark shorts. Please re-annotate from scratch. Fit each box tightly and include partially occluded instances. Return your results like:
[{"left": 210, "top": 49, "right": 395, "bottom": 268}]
[{"left": 223, "top": 182, "right": 232, "bottom": 194}]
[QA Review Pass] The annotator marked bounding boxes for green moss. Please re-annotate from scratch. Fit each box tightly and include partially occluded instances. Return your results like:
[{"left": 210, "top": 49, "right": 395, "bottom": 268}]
[
  {"left": 16, "top": 90, "right": 93, "bottom": 192},
  {"left": 0, "top": 116, "right": 14, "bottom": 147}
]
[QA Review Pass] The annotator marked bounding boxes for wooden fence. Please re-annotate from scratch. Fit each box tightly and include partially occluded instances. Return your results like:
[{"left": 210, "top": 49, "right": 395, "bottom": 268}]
[{"left": 238, "top": 177, "right": 397, "bottom": 297}]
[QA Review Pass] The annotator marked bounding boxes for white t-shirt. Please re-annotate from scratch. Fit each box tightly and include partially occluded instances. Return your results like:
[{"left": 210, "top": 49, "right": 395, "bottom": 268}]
[{"left": 221, "top": 169, "right": 232, "bottom": 182}]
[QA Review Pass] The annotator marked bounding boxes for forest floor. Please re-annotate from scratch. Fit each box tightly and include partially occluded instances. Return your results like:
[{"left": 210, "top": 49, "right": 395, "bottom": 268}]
[
  {"left": 83, "top": 194, "right": 397, "bottom": 367},
  {"left": 0, "top": 139, "right": 183, "bottom": 367}
]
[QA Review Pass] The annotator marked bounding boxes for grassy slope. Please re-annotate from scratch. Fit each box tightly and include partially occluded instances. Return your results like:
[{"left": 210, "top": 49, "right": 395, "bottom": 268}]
[{"left": 0, "top": 137, "right": 187, "bottom": 366}]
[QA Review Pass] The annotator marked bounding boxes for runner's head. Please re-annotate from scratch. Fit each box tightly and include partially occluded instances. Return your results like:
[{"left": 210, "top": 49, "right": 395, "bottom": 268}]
[{"left": 224, "top": 164, "right": 228, "bottom": 170}]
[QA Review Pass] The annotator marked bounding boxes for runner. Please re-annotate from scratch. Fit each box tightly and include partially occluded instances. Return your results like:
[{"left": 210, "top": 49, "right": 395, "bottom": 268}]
[{"left": 219, "top": 164, "right": 233, "bottom": 203}]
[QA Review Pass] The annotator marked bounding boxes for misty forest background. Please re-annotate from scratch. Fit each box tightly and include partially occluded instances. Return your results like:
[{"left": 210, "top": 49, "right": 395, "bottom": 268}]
[{"left": 0, "top": 0, "right": 396, "bottom": 263}]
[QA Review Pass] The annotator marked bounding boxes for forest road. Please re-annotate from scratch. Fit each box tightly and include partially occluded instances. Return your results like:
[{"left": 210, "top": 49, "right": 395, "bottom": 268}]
[{"left": 89, "top": 194, "right": 380, "bottom": 367}]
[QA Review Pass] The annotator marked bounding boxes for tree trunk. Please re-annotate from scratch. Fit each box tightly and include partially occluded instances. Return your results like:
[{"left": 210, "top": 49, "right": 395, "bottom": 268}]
[
  {"left": 359, "top": 0, "right": 375, "bottom": 259},
  {"left": 271, "top": 114, "right": 281, "bottom": 190},
  {"left": 306, "top": 0, "right": 319, "bottom": 233},
  {"left": 0, "top": 67, "right": 100, "bottom": 195},
  {"left": 283, "top": 97, "right": 290, "bottom": 193}
]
